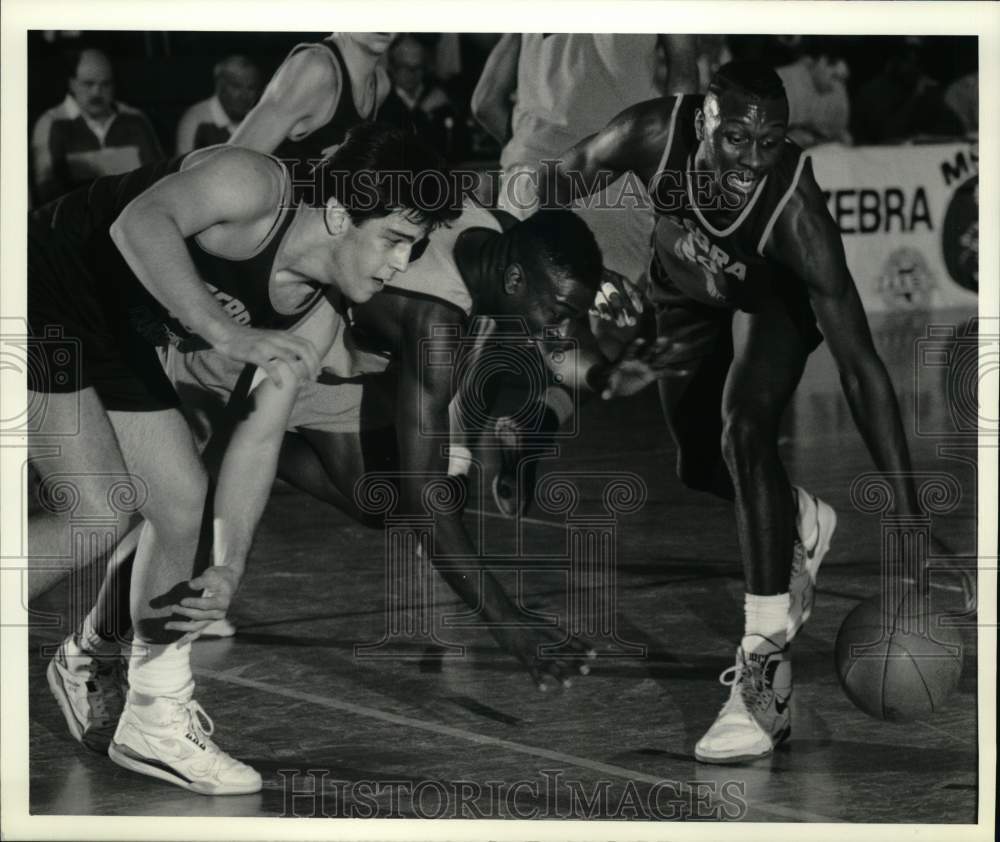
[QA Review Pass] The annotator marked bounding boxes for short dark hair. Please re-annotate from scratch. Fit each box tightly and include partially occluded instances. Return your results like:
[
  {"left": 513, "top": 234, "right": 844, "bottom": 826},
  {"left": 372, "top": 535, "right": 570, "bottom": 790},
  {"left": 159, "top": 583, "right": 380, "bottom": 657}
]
[
  {"left": 310, "top": 123, "right": 461, "bottom": 231},
  {"left": 708, "top": 60, "right": 787, "bottom": 104},
  {"left": 510, "top": 209, "right": 603, "bottom": 298}
]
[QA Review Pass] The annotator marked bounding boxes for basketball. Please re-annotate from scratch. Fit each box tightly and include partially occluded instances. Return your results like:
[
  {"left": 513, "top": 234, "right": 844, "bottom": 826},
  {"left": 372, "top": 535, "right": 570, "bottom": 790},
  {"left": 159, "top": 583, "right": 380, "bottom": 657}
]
[{"left": 835, "top": 592, "right": 964, "bottom": 721}]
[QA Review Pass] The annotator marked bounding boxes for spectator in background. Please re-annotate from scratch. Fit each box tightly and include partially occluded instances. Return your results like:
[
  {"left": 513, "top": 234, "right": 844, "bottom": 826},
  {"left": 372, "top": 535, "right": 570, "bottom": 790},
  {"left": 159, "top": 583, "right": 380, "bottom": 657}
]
[
  {"left": 175, "top": 55, "right": 262, "bottom": 153},
  {"left": 944, "top": 71, "right": 978, "bottom": 135},
  {"left": 378, "top": 35, "right": 456, "bottom": 157},
  {"left": 852, "top": 37, "right": 964, "bottom": 144},
  {"left": 31, "top": 47, "right": 163, "bottom": 204},
  {"left": 776, "top": 36, "right": 852, "bottom": 148}
]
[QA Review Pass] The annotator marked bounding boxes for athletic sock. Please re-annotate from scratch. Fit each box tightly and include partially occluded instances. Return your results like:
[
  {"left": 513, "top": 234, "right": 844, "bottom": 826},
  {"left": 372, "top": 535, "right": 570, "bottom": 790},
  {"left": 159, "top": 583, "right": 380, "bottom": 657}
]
[
  {"left": 743, "top": 592, "right": 790, "bottom": 652},
  {"left": 447, "top": 445, "right": 473, "bottom": 478},
  {"left": 127, "top": 638, "right": 194, "bottom": 721}
]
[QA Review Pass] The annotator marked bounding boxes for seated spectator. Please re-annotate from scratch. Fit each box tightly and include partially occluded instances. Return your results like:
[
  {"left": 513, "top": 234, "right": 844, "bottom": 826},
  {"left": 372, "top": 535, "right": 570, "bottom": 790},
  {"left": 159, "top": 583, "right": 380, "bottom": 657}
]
[
  {"left": 852, "top": 37, "right": 964, "bottom": 144},
  {"left": 31, "top": 47, "right": 163, "bottom": 204},
  {"left": 777, "top": 36, "right": 852, "bottom": 147},
  {"left": 175, "top": 55, "right": 262, "bottom": 153},
  {"left": 378, "top": 34, "right": 455, "bottom": 156}
]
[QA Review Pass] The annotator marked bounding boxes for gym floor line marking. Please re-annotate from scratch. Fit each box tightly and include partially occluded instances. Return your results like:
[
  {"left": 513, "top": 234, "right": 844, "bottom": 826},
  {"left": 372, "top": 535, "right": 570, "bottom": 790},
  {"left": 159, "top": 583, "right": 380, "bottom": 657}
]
[{"left": 194, "top": 665, "right": 839, "bottom": 823}]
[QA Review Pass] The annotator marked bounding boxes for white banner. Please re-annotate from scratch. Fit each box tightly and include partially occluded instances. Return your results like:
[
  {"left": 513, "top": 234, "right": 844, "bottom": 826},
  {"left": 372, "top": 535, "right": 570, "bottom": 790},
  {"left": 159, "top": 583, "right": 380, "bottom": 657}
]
[{"left": 809, "top": 142, "right": 978, "bottom": 312}]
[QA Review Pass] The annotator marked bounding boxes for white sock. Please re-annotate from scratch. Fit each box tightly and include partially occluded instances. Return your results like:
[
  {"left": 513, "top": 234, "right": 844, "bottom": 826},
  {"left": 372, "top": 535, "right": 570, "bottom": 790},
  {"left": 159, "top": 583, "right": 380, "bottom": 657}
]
[
  {"left": 127, "top": 638, "right": 194, "bottom": 717},
  {"left": 793, "top": 486, "right": 818, "bottom": 548},
  {"left": 743, "top": 593, "right": 790, "bottom": 651},
  {"left": 447, "top": 445, "right": 472, "bottom": 477}
]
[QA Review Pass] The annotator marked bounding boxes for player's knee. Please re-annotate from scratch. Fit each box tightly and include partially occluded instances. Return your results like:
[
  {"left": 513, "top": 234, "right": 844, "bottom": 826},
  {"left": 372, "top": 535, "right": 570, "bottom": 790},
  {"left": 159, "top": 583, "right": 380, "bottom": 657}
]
[
  {"left": 720, "top": 411, "right": 773, "bottom": 469},
  {"left": 141, "top": 471, "right": 209, "bottom": 540},
  {"left": 34, "top": 473, "right": 138, "bottom": 537}
]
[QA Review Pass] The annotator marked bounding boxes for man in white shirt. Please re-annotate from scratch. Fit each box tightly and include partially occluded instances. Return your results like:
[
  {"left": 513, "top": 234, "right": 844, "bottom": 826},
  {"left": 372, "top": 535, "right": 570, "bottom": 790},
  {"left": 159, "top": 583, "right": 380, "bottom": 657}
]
[
  {"left": 32, "top": 47, "right": 163, "bottom": 203},
  {"left": 175, "top": 55, "right": 262, "bottom": 154}
]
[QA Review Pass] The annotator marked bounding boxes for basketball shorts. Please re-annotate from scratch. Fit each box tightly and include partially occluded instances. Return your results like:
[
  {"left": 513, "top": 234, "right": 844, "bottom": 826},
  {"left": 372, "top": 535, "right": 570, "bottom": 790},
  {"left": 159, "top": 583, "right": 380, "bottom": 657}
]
[{"left": 26, "top": 218, "right": 180, "bottom": 412}]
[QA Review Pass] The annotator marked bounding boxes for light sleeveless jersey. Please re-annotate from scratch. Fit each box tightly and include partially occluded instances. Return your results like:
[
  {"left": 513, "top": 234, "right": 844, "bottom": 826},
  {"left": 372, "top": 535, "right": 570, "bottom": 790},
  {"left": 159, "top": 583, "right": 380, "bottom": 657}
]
[
  {"left": 649, "top": 95, "right": 811, "bottom": 311},
  {"left": 502, "top": 34, "right": 660, "bottom": 169}
]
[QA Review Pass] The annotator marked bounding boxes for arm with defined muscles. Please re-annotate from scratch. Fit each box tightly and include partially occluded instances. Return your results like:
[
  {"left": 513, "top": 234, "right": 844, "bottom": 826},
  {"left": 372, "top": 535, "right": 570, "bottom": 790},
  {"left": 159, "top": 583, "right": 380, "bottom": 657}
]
[
  {"left": 538, "top": 98, "right": 674, "bottom": 208},
  {"left": 166, "top": 299, "right": 340, "bottom": 638},
  {"left": 228, "top": 46, "right": 341, "bottom": 154},
  {"left": 396, "top": 300, "right": 594, "bottom": 689},
  {"left": 109, "top": 147, "right": 320, "bottom": 384},
  {"left": 769, "top": 164, "right": 920, "bottom": 513}
]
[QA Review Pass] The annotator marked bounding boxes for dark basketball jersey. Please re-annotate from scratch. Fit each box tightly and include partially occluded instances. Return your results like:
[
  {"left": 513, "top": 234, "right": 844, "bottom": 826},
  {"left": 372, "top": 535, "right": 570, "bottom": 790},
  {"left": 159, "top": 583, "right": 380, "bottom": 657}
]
[
  {"left": 648, "top": 95, "right": 811, "bottom": 312},
  {"left": 30, "top": 150, "right": 322, "bottom": 352},
  {"left": 273, "top": 37, "right": 373, "bottom": 169}
]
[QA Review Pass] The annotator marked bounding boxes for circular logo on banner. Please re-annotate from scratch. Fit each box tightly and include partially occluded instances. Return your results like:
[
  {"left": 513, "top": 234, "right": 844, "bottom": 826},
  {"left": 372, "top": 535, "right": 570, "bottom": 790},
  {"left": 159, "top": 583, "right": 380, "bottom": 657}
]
[
  {"left": 941, "top": 175, "right": 978, "bottom": 293},
  {"left": 878, "top": 247, "right": 935, "bottom": 310}
]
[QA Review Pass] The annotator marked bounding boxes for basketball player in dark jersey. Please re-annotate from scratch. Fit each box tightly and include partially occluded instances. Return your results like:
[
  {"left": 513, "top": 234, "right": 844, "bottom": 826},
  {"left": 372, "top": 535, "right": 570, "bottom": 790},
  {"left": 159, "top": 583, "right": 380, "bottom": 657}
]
[
  {"left": 158, "top": 204, "right": 675, "bottom": 690},
  {"left": 536, "top": 61, "right": 922, "bottom": 763},
  {"left": 33, "top": 124, "right": 456, "bottom": 793},
  {"left": 229, "top": 32, "right": 393, "bottom": 162}
]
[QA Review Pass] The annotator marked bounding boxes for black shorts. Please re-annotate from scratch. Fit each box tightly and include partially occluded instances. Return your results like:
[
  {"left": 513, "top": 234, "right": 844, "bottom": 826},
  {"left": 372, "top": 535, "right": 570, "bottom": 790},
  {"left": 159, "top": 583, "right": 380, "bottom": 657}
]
[{"left": 27, "top": 219, "right": 180, "bottom": 413}]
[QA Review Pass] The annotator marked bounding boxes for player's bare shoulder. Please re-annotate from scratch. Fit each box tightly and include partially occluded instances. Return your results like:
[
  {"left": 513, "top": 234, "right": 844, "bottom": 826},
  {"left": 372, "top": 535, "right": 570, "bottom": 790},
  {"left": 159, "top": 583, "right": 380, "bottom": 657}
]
[
  {"left": 267, "top": 42, "right": 342, "bottom": 117},
  {"left": 608, "top": 96, "right": 684, "bottom": 182}
]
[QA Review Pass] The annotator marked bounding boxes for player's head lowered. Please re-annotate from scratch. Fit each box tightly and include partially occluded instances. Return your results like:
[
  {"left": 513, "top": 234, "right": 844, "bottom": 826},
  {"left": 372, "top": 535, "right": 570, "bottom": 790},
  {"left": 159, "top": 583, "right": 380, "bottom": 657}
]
[
  {"left": 294, "top": 123, "right": 461, "bottom": 304},
  {"left": 498, "top": 209, "right": 603, "bottom": 336},
  {"left": 697, "top": 61, "right": 790, "bottom": 200}
]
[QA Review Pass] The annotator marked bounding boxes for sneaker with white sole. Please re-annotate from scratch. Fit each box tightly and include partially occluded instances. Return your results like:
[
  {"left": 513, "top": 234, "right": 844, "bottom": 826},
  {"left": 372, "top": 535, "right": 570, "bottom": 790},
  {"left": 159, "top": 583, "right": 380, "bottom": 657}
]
[
  {"left": 788, "top": 488, "right": 837, "bottom": 640},
  {"left": 109, "top": 695, "right": 262, "bottom": 795},
  {"left": 695, "top": 638, "right": 792, "bottom": 764},
  {"left": 46, "top": 635, "right": 126, "bottom": 753}
]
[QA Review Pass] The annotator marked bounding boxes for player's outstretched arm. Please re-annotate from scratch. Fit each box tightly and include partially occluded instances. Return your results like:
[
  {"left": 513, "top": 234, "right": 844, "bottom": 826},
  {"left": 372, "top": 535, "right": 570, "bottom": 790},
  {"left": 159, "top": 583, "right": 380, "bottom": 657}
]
[
  {"left": 538, "top": 99, "right": 675, "bottom": 208},
  {"left": 470, "top": 33, "right": 521, "bottom": 145},
  {"left": 110, "top": 147, "right": 319, "bottom": 383},
  {"left": 165, "top": 300, "right": 340, "bottom": 640},
  {"left": 228, "top": 46, "right": 341, "bottom": 154},
  {"left": 770, "top": 164, "right": 920, "bottom": 514},
  {"left": 397, "top": 303, "right": 595, "bottom": 690}
]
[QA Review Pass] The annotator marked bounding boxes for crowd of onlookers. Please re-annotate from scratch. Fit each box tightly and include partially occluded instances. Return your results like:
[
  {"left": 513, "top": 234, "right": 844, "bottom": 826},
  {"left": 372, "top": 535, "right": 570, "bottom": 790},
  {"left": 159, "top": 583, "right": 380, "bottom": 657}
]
[{"left": 28, "top": 31, "right": 978, "bottom": 207}]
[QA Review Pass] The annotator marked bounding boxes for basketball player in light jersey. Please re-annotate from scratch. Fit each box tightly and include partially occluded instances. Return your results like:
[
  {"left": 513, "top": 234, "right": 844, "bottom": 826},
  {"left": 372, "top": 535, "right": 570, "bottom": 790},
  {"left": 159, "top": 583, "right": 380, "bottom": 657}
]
[
  {"left": 229, "top": 32, "right": 394, "bottom": 162},
  {"left": 536, "top": 61, "right": 922, "bottom": 763},
  {"left": 35, "top": 125, "right": 456, "bottom": 793},
  {"left": 469, "top": 33, "right": 699, "bottom": 515}
]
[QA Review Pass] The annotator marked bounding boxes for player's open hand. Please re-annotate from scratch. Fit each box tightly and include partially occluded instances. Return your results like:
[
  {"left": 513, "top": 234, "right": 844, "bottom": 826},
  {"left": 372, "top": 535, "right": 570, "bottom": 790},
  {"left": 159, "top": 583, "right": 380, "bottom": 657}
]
[
  {"left": 590, "top": 268, "right": 645, "bottom": 328},
  {"left": 165, "top": 565, "right": 242, "bottom": 644},
  {"left": 490, "top": 619, "right": 597, "bottom": 692},
  {"left": 213, "top": 325, "right": 320, "bottom": 387},
  {"left": 601, "top": 336, "right": 693, "bottom": 399}
]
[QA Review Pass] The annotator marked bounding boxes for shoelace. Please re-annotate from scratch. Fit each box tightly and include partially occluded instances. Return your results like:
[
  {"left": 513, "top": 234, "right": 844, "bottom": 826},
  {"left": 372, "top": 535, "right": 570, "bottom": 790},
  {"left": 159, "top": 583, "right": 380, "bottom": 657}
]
[
  {"left": 718, "top": 656, "right": 770, "bottom": 715},
  {"left": 180, "top": 700, "right": 216, "bottom": 747}
]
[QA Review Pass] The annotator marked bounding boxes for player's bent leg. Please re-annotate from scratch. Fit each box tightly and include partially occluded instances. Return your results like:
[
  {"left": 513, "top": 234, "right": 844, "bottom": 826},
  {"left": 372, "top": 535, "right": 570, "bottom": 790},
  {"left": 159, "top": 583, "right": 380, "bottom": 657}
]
[
  {"left": 696, "top": 300, "right": 811, "bottom": 764},
  {"left": 654, "top": 304, "right": 735, "bottom": 501},
  {"left": 27, "top": 387, "right": 139, "bottom": 601},
  {"left": 103, "top": 408, "right": 259, "bottom": 794},
  {"left": 30, "top": 387, "right": 139, "bottom": 748}
]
